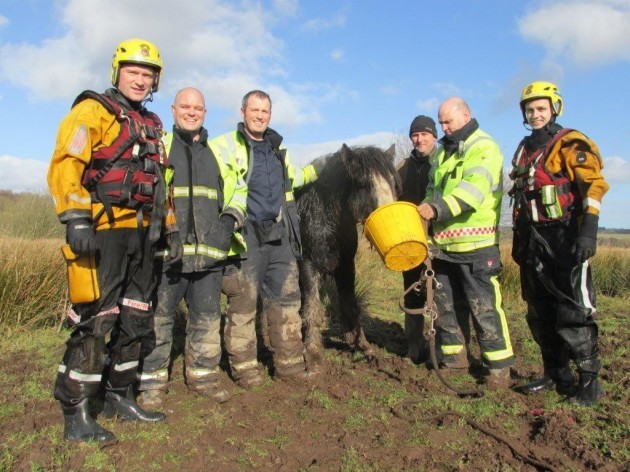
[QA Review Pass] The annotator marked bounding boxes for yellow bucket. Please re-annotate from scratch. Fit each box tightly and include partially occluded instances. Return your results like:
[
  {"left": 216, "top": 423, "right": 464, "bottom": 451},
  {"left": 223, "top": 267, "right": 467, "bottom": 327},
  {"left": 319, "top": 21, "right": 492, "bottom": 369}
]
[{"left": 364, "top": 201, "right": 428, "bottom": 272}]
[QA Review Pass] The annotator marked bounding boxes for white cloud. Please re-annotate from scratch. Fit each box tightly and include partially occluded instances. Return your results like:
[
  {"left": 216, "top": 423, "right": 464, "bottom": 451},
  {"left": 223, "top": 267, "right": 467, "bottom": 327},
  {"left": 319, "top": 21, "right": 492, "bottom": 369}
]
[
  {"left": 415, "top": 97, "right": 441, "bottom": 114},
  {"left": 287, "top": 132, "right": 396, "bottom": 166},
  {"left": 0, "top": 15, "right": 9, "bottom": 27},
  {"left": 0, "top": 155, "right": 49, "bottom": 192},
  {"left": 518, "top": 1, "right": 630, "bottom": 66},
  {"left": 432, "top": 82, "right": 461, "bottom": 97},
  {"left": 0, "top": 0, "right": 324, "bottom": 127},
  {"left": 271, "top": 0, "right": 298, "bottom": 17},
  {"left": 330, "top": 48, "right": 345, "bottom": 62},
  {"left": 603, "top": 156, "right": 630, "bottom": 183},
  {"left": 301, "top": 12, "right": 347, "bottom": 33}
]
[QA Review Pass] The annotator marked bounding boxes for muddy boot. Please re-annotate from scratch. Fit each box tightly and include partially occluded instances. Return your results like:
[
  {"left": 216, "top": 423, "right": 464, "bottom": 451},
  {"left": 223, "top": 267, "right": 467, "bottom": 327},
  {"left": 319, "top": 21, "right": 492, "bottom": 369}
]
[
  {"left": 236, "top": 368, "right": 266, "bottom": 390},
  {"left": 485, "top": 367, "right": 511, "bottom": 390},
  {"left": 103, "top": 386, "right": 166, "bottom": 422},
  {"left": 188, "top": 374, "right": 231, "bottom": 404},
  {"left": 431, "top": 350, "right": 469, "bottom": 371},
  {"left": 62, "top": 399, "right": 116, "bottom": 443},
  {"left": 573, "top": 358, "right": 604, "bottom": 407},
  {"left": 137, "top": 389, "right": 167, "bottom": 410}
]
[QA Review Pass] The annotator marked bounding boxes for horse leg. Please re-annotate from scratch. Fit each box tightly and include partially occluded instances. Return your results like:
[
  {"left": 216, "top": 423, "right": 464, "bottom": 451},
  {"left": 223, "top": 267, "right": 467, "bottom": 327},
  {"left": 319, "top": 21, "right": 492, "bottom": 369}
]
[
  {"left": 299, "top": 260, "right": 326, "bottom": 370},
  {"left": 334, "top": 262, "right": 374, "bottom": 357}
]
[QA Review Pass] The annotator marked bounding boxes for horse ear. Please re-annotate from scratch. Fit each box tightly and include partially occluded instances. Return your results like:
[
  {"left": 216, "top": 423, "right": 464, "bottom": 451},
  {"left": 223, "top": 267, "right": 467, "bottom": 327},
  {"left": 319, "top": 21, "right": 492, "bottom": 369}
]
[
  {"left": 384, "top": 144, "right": 396, "bottom": 161},
  {"left": 340, "top": 143, "right": 353, "bottom": 165}
]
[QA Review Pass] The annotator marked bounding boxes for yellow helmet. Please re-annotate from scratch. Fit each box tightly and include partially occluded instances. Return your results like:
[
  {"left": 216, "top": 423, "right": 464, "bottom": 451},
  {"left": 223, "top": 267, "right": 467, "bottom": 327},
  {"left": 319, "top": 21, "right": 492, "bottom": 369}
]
[
  {"left": 519, "top": 81, "right": 563, "bottom": 117},
  {"left": 111, "top": 38, "right": 163, "bottom": 92}
]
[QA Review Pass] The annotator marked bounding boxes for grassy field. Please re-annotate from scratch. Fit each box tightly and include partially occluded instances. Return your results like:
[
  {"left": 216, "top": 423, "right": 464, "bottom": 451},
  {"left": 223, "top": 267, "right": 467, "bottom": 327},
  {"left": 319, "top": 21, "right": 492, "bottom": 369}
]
[{"left": 0, "top": 192, "right": 628, "bottom": 470}]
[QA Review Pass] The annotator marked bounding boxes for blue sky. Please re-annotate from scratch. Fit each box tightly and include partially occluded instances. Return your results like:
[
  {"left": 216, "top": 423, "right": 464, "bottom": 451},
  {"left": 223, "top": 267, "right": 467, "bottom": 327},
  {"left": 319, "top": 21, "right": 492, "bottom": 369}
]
[{"left": 1, "top": 0, "right": 629, "bottom": 228}]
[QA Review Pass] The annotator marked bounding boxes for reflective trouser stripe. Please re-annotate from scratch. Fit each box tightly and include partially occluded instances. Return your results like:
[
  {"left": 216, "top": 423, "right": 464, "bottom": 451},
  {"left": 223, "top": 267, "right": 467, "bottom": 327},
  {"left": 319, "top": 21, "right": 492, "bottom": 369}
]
[
  {"left": 58, "top": 364, "right": 102, "bottom": 383},
  {"left": 112, "top": 360, "right": 139, "bottom": 372},
  {"left": 441, "top": 345, "right": 465, "bottom": 355},
  {"left": 187, "top": 367, "right": 219, "bottom": 379},
  {"left": 482, "top": 275, "right": 514, "bottom": 362},
  {"left": 275, "top": 356, "right": 304, "bottom": 368},
  {"left": 137, "top": 369, "right": 168, "bottom": 382},
  {"left": 232, "top": 359, "right": 259, "bottom": 372}
]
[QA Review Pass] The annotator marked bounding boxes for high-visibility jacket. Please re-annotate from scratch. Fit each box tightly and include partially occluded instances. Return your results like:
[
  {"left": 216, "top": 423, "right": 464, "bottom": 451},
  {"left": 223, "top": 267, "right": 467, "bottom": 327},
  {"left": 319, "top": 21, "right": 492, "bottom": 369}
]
[
  {"left": 510, "top": 128, "right": 609, "bottom": 224},
  {"left": 162, "top": 131, "right": 246, "bottom": 266},
  {"left": 208, "top": 124, "right": 318, "bottom": 257},
  {"left": 48, "top": 88, "right": 176, "bottom": 232},
  {"left": 424, "top": 128, "right": 503, "bottom": 253}
]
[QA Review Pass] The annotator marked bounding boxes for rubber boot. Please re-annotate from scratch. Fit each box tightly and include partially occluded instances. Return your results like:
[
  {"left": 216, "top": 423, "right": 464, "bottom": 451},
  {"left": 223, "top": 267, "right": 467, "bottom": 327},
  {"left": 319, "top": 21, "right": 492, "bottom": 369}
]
[
  {"left": 573, "top": 358, "right": 604, "bottom": 407},
  {"left": 62, "top": 399, "right": 116, "bottom": 443},
  {"left": 103, "top": 386, "right": 166, "bottom": 422},
  {"left": 521, "top": 365, "right": 575, "bottom": 395},
  {"left": 553, "top": 365, "right": 576, "bottom": 396}
]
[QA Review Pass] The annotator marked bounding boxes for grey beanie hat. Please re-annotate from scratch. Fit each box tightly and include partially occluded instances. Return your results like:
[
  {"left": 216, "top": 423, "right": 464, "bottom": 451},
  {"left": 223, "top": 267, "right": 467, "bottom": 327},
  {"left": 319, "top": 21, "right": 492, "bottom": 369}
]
[{"left": 409, "top": 115, "right": 437, "bottom": 138}]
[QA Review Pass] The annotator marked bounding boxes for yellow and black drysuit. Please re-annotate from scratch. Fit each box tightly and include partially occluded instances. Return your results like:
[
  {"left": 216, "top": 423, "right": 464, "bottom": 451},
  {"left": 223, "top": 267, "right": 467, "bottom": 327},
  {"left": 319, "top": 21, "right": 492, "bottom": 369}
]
[
  {"left": 209, "top": 123, "right": 320, "bottom": 382},
  {"left": 48, "top": 88, "right": 177, "bottom": 410},
  {"left": 510, "top": 123, "right": 609, "bottom": 398},
  {"left": 423, "top": 119, "right": 514, "bottom": 370},
  {"left": 138, "top": 125, "right": 247, "bottom": 395}
]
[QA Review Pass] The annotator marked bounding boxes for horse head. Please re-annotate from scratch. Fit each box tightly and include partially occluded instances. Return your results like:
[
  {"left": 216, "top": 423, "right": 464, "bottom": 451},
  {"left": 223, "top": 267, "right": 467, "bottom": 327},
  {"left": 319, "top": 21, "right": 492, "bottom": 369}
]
[{"left": 337, "top": 143, "right": 401, "bottom": 223}]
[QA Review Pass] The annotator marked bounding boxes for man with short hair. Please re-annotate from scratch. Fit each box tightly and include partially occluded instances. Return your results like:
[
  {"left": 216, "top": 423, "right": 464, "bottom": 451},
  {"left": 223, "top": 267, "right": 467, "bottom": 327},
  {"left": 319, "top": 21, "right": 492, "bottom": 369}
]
[
  {"left": 210, "top": 90, "right": 324, "bottom": 388},
  {"left": 48, "top": 38, "right": 182, "bottom": 443},
  {"left": 138, "top": 87, "right": 247, "bottom": 408},
  {"left": 397, "top": 115, "right": 437, "bottom": 363},
  {"left": 510, "top": 81, "right": 609, "bottom": 406},
  {"left": 418, "top": 97, "right": 514, "bottom": 388}
]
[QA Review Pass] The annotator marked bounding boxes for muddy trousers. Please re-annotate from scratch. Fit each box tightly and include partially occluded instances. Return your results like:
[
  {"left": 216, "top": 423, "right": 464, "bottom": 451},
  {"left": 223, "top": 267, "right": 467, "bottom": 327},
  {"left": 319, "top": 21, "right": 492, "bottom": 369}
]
[
  {"left": 223, "top": 234, "right": 305, "bottom": 379},
  {"left": 402, "top": 265, "right": 427, "bottom": 359},
  {"left": 433, "top": 247, "right": 514, "bottom": 370},
  {"left": 138, "top": 269, "right": 223, "bottom": 393},
  {"left": 517, "top": 222, "right": 600, "bottom": 374},
  {"left": 55, "top": 227, "right": 157, "bottom": 407}
]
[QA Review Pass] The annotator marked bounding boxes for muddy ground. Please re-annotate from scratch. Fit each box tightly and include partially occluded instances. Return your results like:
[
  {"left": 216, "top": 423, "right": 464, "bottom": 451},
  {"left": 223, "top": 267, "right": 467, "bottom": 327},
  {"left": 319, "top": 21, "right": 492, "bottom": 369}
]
[{"left": 1, "top": 306, "right": 628, "bottom": 472}]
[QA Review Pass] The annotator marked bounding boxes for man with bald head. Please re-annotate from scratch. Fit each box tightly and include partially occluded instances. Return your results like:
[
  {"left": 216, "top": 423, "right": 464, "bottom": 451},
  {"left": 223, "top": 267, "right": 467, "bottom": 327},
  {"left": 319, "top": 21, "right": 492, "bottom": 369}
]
[
  {"left": 418, "top": 97, "right": 514, "bottom": 388},
  {"left": 138, "top": 87, "right": 248, "bottom": 407}
]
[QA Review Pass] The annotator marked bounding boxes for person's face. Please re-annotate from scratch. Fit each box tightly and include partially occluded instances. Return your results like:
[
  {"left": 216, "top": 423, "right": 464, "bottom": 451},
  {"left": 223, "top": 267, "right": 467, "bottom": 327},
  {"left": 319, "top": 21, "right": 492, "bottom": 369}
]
[
  {"left": 524, "top": 98, "right": 553, "bottom": 130},
  {"left": 117, "top": 64, "right": 157, "bottom": 102},
  {"left": 241, "top": 95, "right": 271, "bottom": 140},
  {"left": 438, "top": 106, "right": 469, "bottom": 136},
  {"left": 172, "top": 90, "right": 206, "bottom": 135},
  {"left": 410, "top": 131, "right": 436, "bottom": 156}
]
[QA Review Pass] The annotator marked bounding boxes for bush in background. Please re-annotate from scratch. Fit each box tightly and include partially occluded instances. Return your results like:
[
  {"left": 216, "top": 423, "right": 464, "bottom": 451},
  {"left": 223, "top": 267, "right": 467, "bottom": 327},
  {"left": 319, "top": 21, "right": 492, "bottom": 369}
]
[{"left": 0, "top": 191, "right": 63, "bottom": 240}]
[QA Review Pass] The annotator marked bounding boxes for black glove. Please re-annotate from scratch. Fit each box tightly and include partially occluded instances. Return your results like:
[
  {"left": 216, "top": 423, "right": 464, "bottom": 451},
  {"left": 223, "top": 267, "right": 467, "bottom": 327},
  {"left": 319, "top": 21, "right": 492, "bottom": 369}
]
[
  {"left": 165, "top": 231, "right": 183, "bottom": 264},
  {"left": 215, "top": 215, "right": 235, "bottom": 255},
  {"left": 572, "top": 213, "right": 598, "bottom": 263},
  {"left": 66, "top": 218, "right": 97, "bottom": 257}
]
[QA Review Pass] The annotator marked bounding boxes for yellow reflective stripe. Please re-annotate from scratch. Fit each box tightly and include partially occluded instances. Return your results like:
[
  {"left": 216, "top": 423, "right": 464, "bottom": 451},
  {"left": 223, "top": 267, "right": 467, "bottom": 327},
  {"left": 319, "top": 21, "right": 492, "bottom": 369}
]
[
  {"left": 481, "top": 275, "right": 514, "bottom": 362},
  {"left": 172, "top": 186, "right": 218, "bottom": 199},
  {"left": 182, "top": 243, "right": 228, "bottom": 260},
  {"left": 285, "top": 191, "right": 294, "bottom": 202},
  {"left": 443, "top": 194, "right": 462, "bottom": 217},
  {"left": 441, "top": 345, "right": 464, "bottom": 355}
]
